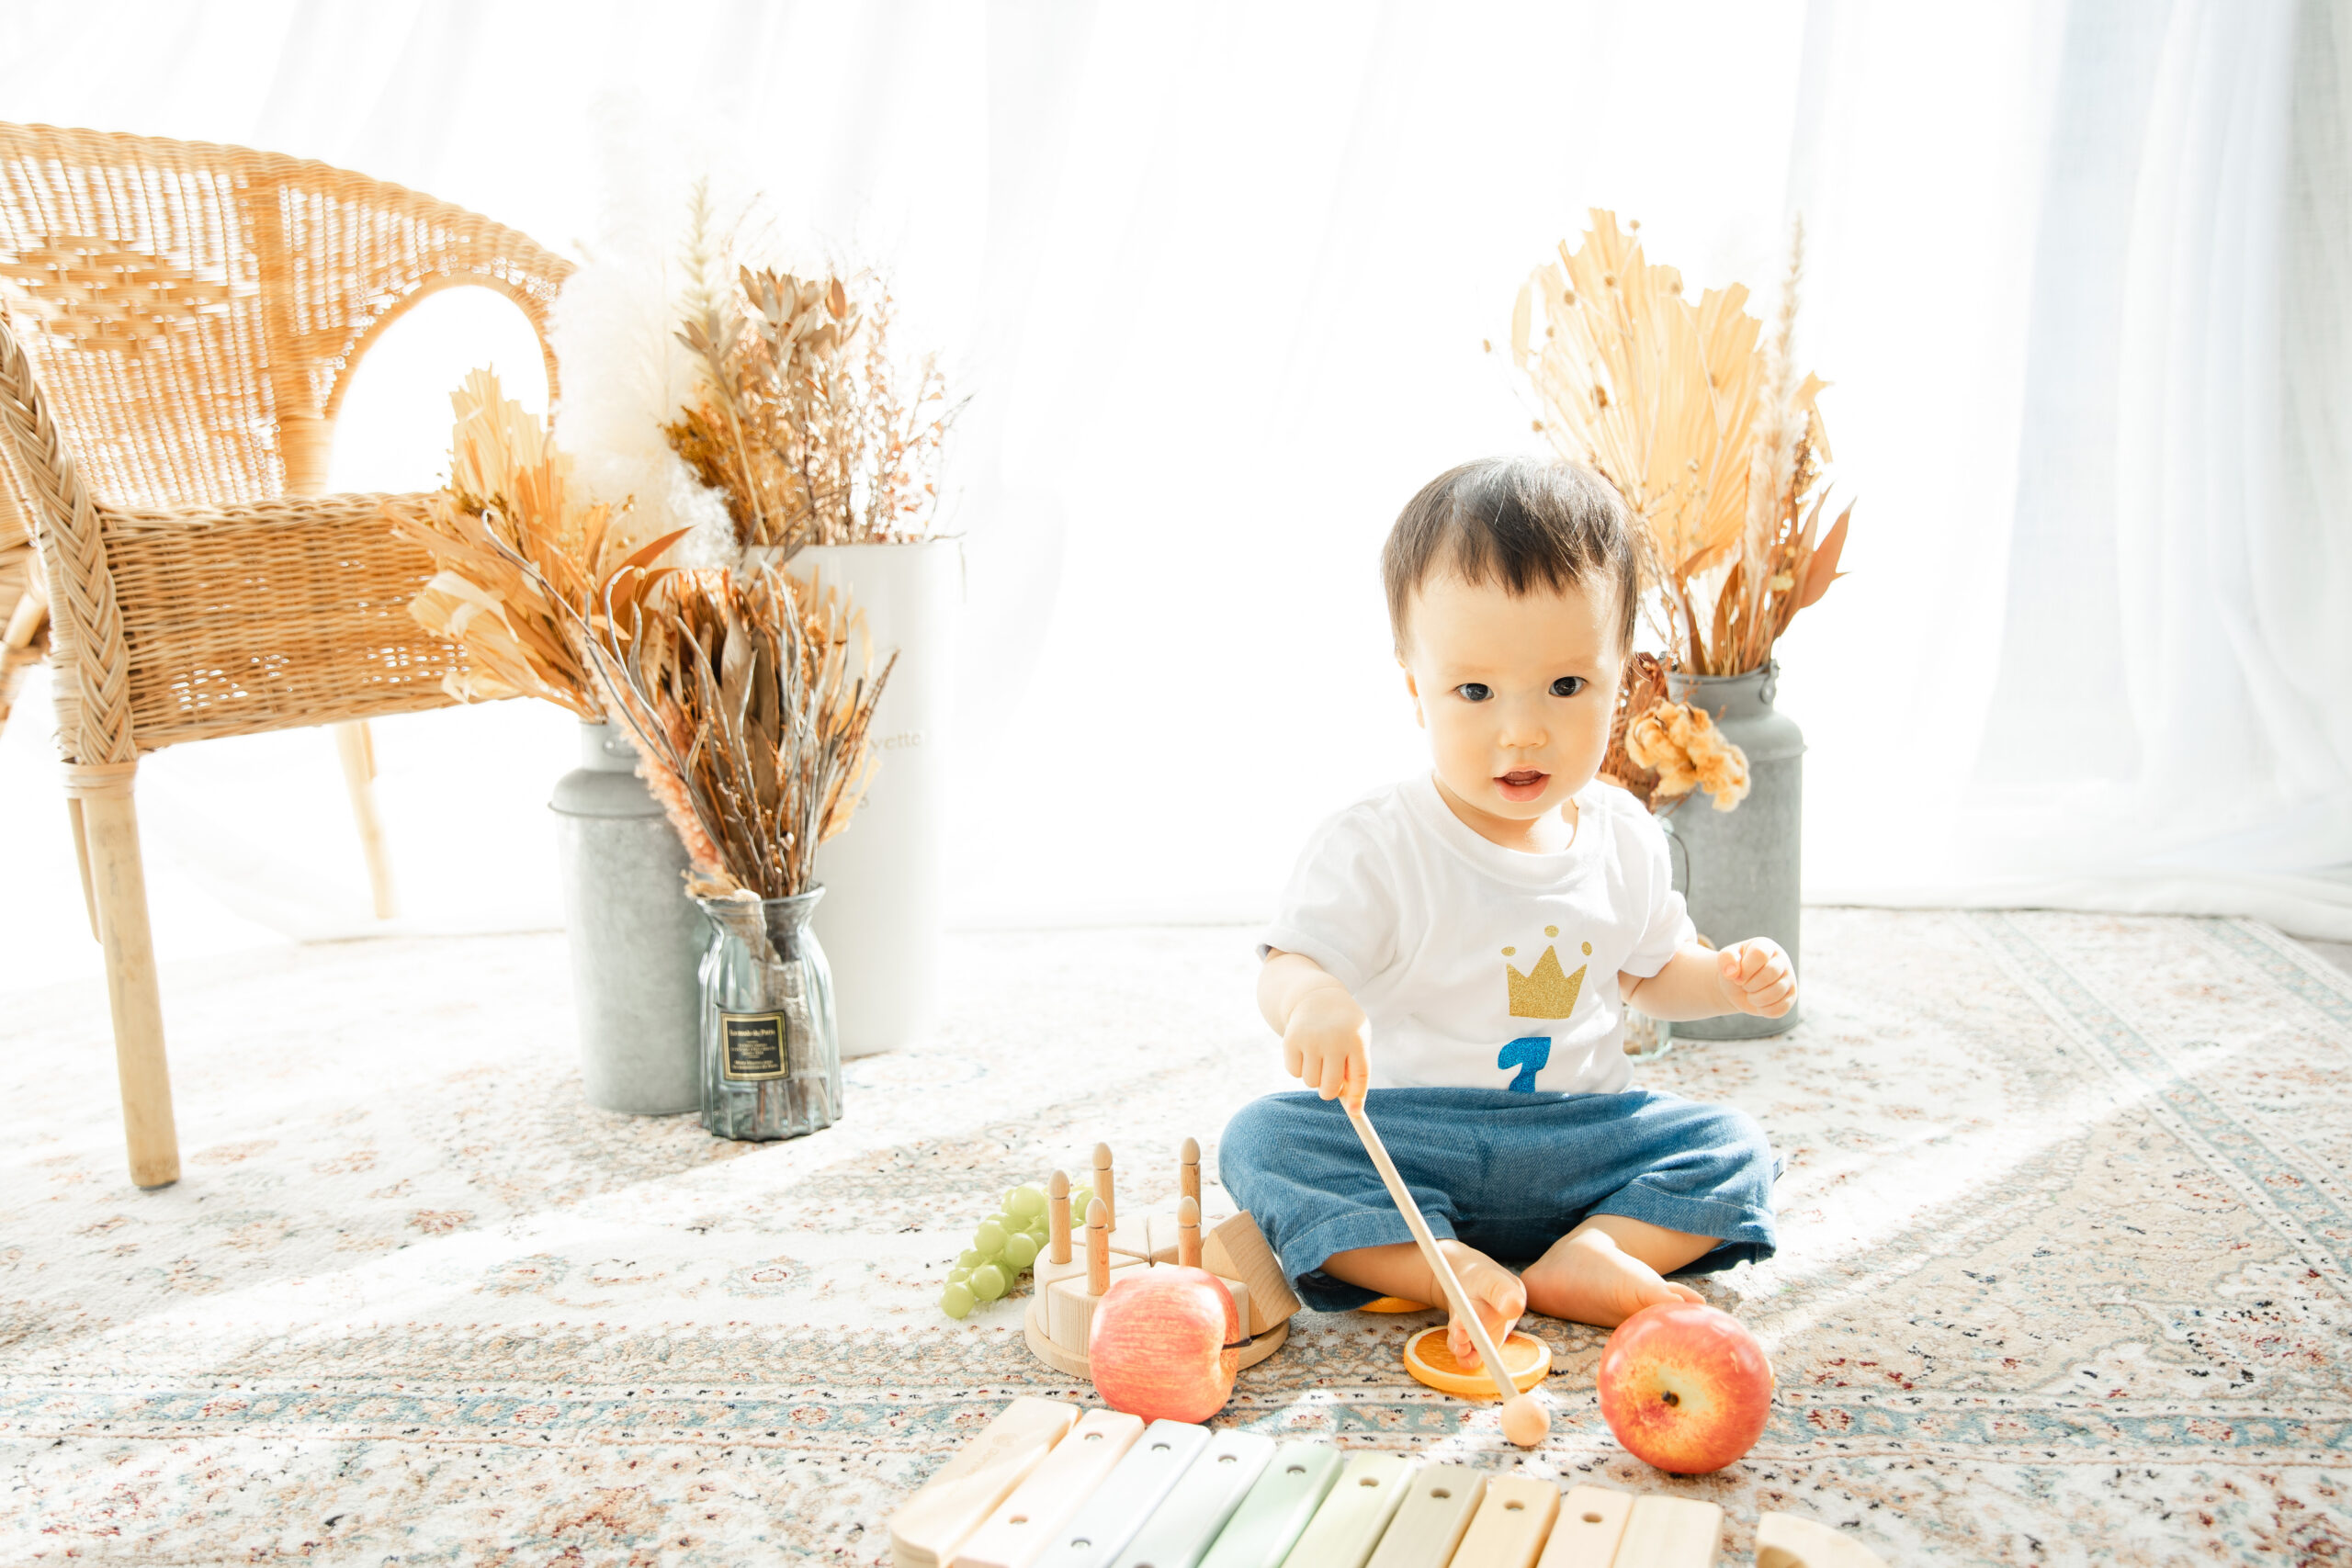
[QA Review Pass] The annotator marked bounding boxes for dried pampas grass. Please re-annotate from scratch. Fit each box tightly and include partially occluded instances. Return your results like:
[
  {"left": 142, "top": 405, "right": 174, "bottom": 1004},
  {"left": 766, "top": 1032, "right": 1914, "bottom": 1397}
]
[
  {"left": 1512, "top": 211, "right": 1852, "bottom": 676},
  {"left": 586, "top": 565, "right": 896, "bottom": 901},
  {"left": 388, "top": 369, "right": 684, "bottom": 719},
  {"left": 547, "top": 163, "right": 745, "bottom": 573}
]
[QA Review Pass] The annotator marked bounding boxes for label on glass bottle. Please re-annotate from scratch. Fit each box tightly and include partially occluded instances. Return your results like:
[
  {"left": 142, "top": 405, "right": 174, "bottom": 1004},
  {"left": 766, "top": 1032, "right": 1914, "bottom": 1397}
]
[{"left": 721, "top": 1011, "right": 787, "bottom": 1081}]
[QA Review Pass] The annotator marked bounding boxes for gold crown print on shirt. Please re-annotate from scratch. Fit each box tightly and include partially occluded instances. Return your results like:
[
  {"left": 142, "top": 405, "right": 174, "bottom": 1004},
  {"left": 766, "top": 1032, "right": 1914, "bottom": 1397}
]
[{"left": 1502, "top": 928, "right": 1590, "bottom": 1019}]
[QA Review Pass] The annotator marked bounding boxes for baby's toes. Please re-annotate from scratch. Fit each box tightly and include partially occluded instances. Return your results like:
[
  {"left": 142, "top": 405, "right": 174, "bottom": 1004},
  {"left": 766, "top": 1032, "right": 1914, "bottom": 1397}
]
[{"left": 1616, "top": 1271, "right": 1697, "bottom": 1319}]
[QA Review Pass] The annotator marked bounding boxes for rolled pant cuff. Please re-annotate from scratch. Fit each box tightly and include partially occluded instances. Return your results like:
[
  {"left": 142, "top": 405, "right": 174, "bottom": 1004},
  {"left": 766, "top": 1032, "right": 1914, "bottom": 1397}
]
[
  {"left": 1279, "top": 1207, "right": 1459, "bottom": 1313},
  {"left": 1591, "top": 1180, "right": 1777, "bottom": 1275}
]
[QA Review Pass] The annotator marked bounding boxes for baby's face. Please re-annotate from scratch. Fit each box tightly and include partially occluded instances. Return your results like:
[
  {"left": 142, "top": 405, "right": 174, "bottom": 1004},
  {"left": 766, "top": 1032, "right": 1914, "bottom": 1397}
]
[{"left": 1400, "top": 572, "right": 1622, "bottom": 828}]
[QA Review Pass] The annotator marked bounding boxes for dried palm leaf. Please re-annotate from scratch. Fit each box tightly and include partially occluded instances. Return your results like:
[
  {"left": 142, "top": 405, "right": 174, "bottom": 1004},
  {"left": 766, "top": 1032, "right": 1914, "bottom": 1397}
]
[
  {"left": 1513, "top": 212, "right": 1850, "bottom": 675},
  {"left": 388, "top": 369, "right": 685, "bottom": 718}
]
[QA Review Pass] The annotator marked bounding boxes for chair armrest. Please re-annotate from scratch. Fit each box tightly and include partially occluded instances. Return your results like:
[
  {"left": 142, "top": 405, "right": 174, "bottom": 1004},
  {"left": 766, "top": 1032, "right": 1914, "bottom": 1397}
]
[{"left": 99, "top": 491, "right": 474, "bottom": 749}]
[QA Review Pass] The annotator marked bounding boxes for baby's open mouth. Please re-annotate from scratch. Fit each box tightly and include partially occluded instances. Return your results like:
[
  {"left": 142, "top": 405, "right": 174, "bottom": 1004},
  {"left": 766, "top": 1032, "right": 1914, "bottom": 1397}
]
[{"left": 1495, "top": 769, "right": 1548, "bottom": 801}]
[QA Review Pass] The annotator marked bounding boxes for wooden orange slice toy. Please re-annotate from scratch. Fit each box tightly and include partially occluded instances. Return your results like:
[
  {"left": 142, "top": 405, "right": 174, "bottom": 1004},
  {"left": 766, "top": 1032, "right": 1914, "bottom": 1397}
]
[{"left": 1401, "top": 1325, "right": 1551, "bottom": 1397}]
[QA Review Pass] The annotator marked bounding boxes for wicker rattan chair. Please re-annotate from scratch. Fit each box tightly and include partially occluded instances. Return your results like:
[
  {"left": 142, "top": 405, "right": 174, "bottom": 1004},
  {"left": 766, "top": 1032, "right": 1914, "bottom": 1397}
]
[
  {"left": 0, "top": 124, "right": 572, "bottom": 1188},
  {"left": 0, "top": 479, "right": 44, "bottom": 723}
]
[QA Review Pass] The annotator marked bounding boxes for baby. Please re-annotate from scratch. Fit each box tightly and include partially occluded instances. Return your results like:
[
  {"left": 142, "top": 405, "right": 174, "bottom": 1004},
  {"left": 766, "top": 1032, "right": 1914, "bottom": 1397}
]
[{"left": 1218, "top": 457, "right": 1792, "bottom": 1370}]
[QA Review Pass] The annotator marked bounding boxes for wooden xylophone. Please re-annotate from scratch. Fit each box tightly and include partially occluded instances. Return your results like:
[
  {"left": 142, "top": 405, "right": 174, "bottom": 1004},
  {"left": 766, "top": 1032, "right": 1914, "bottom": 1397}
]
[{"left": 888, "top": 1396, "right": 1885, "bottom": 1568}]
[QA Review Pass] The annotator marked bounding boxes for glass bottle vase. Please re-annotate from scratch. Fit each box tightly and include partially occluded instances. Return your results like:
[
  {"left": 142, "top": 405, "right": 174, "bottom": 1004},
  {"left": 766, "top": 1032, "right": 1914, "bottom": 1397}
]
[{"left": 695, "top": 888, "right": 842, "bottom": 1141}]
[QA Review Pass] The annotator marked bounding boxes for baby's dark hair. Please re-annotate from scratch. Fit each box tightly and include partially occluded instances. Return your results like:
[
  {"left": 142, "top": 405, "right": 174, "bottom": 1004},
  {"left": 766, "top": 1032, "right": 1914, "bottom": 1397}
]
[{"left": 1382, "top": 457, "right": 1641, "bottom": 655}]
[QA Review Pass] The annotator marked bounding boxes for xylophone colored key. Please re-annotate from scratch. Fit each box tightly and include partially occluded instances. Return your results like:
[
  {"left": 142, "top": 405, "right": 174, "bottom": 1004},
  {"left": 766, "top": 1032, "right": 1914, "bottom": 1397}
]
[
  {"left": 889, "top": 1397, "right": 1080, "bottom": 1568},
  {"left": 954, "top": 1410, "right": 1148, "bottom": 1568},
  {"left": 1449, "top": 1475, "right": 1559, "bottom": 1568},
  {"left": 1035, "top": 1420, "right": 1213, "bottom": 1568},
  {"left": 1615, "top": 1495, "right": 1720, "bottom": 1568},
  {"left": 1111, "top": 1428, "right": 1275, "bottom": 1568},
  {"left": 1362, "top": 1464, "right": 1486, "bottom": 1568},
  {"left": 1531, "top": 1486, "right": 1633, "bottom": 1568},
  {"left": 1197, "top": 1442, "right": 1344, "bottom": 1568},
  {"left": 898, "top": 1406, "right": 1871, "bottom": 1568},
  {"left": 1277, "top": 1453, "right": 1412, "bottom": 1568}
]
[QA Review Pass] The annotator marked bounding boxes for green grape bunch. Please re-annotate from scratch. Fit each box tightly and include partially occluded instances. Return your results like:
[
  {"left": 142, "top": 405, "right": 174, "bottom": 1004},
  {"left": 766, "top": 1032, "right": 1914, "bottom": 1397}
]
[{"left": 940, "top": 1182, "right": 1053, "bottom": 1321}]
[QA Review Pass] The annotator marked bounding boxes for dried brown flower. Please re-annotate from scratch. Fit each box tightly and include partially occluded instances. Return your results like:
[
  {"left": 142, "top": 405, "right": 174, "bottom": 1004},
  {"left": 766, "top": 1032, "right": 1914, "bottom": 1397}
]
[
  {"left": 1625, "top": 699, "right": 1750, "bottom": 812},
  {"left": 664, "top": 246, "right": 953, "bottom": 553}
]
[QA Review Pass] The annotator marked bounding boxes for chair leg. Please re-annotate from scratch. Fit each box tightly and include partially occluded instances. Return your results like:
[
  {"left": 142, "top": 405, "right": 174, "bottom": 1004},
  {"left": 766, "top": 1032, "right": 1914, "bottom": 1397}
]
[
  {"left": 66, "top": 795, "right": 97, "bottom": 939},
  {"left": 78, "top": 781, "right": 180, "bottom": 1190},
  {"left": 334, "top": 720, "right": 397, "bottom": 920}
]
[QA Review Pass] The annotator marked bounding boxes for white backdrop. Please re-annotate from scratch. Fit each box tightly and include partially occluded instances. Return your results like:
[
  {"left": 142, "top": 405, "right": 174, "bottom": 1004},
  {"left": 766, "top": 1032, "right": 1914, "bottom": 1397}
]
[{"left": 3, "top": 0, "right": 2347, "bottom": 993}]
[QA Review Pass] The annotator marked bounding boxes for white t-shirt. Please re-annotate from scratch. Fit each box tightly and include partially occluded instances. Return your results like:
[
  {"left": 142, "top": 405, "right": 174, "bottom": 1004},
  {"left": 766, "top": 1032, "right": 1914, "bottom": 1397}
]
[{"left": 1261, "top": 774, "right": 1693, "bottom": 1095}]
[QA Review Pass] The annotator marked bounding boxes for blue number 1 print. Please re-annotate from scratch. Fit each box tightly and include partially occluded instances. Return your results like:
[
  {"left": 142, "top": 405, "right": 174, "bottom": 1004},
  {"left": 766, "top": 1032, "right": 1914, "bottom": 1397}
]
[{"left": 1498, "top": 1036, "right": 1551, "bottom": 1092}]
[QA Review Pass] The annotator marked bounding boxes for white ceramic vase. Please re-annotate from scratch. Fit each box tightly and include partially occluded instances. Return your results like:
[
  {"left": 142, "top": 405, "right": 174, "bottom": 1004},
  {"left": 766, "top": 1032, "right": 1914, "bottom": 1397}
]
[{"left": 785, "top": 538, "right": 958, "bottom": 1057}]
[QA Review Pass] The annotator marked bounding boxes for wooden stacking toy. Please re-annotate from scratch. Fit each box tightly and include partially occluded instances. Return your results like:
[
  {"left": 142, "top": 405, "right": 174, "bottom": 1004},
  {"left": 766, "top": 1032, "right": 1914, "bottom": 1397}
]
[
  {"left": 1023, "top": 1141, "right": 1302, "bottom": 1379},
  {"left": 888, "top": 1396, "right": 1889, "bottom": 1568}
]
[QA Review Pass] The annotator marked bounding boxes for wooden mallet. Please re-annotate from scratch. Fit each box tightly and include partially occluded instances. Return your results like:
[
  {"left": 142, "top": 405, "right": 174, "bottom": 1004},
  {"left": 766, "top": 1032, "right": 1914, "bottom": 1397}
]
[{"left": 1340, "top": 1090, "right": 1549, "bottom": 1448}]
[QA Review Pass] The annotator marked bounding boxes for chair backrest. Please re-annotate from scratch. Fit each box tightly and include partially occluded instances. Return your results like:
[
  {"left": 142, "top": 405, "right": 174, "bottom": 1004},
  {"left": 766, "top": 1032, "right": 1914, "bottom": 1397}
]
[{"left": 0, "top": 122, "right": 572, "bottom": 505}]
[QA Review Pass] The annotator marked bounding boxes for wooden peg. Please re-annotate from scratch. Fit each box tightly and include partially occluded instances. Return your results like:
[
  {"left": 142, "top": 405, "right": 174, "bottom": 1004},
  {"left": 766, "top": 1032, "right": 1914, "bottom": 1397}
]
[
  {"left": 1181, "top": 1137, "right": 1201, "bottom": 1209},
  {"left": 1048, "top": 1170, "right": 1072, "bottom": 1266},
  {"left": 1178, "top": 1196, "right": 1202, "bottom": 1269},
  {"left": 1087, "top": 1198, "right": 1111, "bottom": 1295},
  {"left": 1093, "top": 1143, "right": 1116, "bottom": 1230}
]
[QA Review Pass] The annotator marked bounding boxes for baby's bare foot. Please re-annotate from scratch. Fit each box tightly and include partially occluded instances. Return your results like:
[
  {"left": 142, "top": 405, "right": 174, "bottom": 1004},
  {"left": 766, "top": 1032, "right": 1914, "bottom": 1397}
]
[
  {"left": 1438, "top": 1241, "right": 1526, "bottom": 1370},
  {"left": 1521, "top": 1227, "right": 1703, "bottom": 1328}
]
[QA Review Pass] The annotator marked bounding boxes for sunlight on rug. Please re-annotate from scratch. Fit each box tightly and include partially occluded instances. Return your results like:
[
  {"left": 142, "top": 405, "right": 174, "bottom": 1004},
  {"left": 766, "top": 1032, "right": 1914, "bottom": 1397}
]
[{"left": 4, "top": 910, "right": 2348, "bottom": 1564}]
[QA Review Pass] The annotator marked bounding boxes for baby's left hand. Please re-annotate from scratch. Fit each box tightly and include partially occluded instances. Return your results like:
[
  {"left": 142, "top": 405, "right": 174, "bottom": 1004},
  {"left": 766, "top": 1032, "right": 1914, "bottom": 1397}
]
[{"left": 1715, "top": 939, "right": 1795, "bottom": 1018}]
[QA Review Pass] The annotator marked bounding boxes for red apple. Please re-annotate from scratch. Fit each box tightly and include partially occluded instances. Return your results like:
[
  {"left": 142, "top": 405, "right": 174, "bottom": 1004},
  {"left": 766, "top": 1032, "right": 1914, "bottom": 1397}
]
[
  {"left": 1089, "top": 1266, "right": 1240, "bottom": 1423},
  {"left": 1596, "top": 1302, "right": 1774, "bottom": 1474}
]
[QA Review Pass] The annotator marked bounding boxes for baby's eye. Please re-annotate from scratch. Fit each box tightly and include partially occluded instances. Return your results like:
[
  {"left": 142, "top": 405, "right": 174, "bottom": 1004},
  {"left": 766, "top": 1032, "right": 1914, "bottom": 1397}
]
[
  {"left": 1454, "top": 682, "right": 1493, "bottom": 702},
  {"left": 1550, "top": 675, "right": 1588, "bottom": 698}
]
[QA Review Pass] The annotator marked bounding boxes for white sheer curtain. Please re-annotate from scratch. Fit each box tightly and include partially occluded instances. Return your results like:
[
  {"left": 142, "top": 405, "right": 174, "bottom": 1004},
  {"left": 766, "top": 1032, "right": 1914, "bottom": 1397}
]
[
  {"left": 1788, "top": 0, "right": 2352, "bottom": 935},
  {"left": 1, "top": 0, "right": 2345, "bottom": 995}
]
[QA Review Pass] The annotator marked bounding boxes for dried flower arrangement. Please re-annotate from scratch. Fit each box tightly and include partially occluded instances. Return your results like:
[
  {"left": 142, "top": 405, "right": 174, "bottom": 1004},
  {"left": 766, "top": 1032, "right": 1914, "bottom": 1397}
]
[
  {"left": 1510, "top": 210, "right": 1851, "bottom": 678},
  {"left": 583, "top": 565, "right": 896, "bottom": 903},
  {"left": 664, "top": 192, "right": 954, "bottom": 555},
  {"left": 387, "top": 369, "right": 684, "bottom": 718},
  {"left": 392, "top": 367, "right": 897, "bottom": 925}
]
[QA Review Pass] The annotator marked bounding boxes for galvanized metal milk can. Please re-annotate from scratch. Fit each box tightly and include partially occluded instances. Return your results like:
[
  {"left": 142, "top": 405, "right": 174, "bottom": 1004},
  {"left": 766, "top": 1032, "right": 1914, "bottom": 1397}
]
[
  {"left": 549, "top": 721, "right": 706, "bottom": 1111},
  {"left": 1662, "top": 661, "right": 1804, "bottom": 1040}
]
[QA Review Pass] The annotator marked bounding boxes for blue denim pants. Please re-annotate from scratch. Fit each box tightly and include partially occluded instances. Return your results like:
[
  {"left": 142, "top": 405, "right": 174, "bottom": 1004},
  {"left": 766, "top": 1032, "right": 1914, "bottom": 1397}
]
[{"left": 1216, "top": 1088, "right": 1778, "bottom": 1312}]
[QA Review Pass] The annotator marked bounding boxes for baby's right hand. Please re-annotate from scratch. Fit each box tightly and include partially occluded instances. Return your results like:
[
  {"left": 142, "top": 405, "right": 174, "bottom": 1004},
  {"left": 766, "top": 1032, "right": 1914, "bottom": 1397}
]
[{"left": 1283, "top": 987, "right": 1370, "bottom": 1102}]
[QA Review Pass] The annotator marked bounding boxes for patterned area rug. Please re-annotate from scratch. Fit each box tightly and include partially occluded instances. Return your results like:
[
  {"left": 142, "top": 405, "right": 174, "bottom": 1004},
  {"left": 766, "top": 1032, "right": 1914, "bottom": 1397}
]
[{"left": 4, "top": 910, "right": 2349, "bottom": 1564}]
